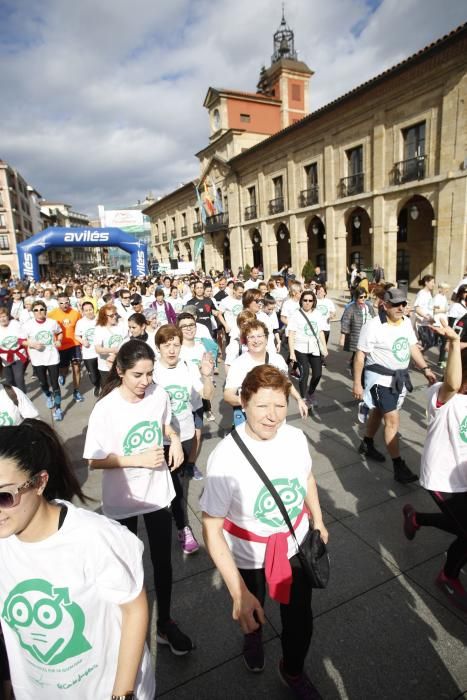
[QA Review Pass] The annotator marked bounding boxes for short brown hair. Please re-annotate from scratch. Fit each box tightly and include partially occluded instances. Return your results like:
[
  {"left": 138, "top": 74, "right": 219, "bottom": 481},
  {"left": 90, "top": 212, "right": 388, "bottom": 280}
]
[
  {"left": 241, "top": 365, "right": 291, "bottom": 406},
  {"left": 242, "top": 289, "right": 261, "bottom": 308},
  {"left": 241, "top": 320, "right": 269, "bottom": 344},
  {"left": 236, "top": 309, "right": 256, "bottom": 331},
  {"left": 155, "top": 324, "right": 183, "bottom": 347}
]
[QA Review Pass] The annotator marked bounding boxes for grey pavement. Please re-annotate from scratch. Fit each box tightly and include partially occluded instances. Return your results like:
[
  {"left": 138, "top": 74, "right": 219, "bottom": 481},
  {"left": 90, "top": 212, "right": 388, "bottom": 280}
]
[{"left": 27, "top": 311, "right": 467, "bottom": 700}]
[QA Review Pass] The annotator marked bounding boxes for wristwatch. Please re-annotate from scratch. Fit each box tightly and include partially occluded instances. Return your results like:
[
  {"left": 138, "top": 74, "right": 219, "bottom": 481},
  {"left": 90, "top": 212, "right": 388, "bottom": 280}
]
[{"left": 111, "top": 694, "right": 135, "bottom": 700}]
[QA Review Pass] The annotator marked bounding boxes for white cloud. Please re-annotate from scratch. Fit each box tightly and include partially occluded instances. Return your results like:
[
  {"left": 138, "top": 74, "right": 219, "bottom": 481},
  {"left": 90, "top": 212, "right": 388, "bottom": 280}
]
[{"left": 0, "top": 0, "right": 465, "bottom": 216}]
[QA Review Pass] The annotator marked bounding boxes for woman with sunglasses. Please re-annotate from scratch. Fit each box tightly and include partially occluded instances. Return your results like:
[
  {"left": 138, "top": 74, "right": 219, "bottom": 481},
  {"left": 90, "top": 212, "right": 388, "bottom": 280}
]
[
  {"left": 84, "top": 339, "right": 194, "bottom": 656},
  {"left": 288, "top": 292, "right": 328, "bottom": 409},
  {"left": 0, "top": 418, "right": 155, "bottom": 699},
  {"left": 7, "top": 288, "right": 24, "bottom": 322},
  {"left": 22, "top": 301, "right": 64, "bottom": 421},
  {"left": 93, "top": 304, "right": 127, "bottom": 387},
  {"left": 339, "top": 286, "right": 375, "bottom": 374}
]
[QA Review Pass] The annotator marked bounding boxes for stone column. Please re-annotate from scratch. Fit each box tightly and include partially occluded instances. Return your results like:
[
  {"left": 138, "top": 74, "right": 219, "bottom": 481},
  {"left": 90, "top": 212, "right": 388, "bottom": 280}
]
[
  {"left": 384, "top": 227, "right": 398, "bottom": 283},
  {"left": 372, "top": 195, "right": 385, "bottom": 271},
  {"left": 262, "top": 222, "right": 278, "bottom": 276}
]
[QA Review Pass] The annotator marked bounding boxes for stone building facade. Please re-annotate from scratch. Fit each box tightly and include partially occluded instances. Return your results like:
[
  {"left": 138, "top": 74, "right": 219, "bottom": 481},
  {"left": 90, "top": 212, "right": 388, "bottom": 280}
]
[{"left": 144, "top": 19, "right": 467, "bottom": 290}]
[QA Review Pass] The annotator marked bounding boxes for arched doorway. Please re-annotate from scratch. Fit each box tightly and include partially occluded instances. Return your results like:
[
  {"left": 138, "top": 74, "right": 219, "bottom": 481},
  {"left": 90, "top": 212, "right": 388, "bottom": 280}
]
[
  {"left": 251, "top": 229, "right": 263, "bottom": 269},
  {"left": 306, "top": 217, "right": 326, "bottom": 271},
  {"left": 222, "top": 234, "right": 231, "bottom": 272},
  {"left": 397, "top": 195, "right": 435, "bottom": 288},
  {"left": 184, "top": 242, "right": 192, "bottom": 262},
  {"left": 346, "top": 207, "right": 372, "bottom": 273},
  {"left": 276, "top": 223, "right": 291, "bottom": 269}
]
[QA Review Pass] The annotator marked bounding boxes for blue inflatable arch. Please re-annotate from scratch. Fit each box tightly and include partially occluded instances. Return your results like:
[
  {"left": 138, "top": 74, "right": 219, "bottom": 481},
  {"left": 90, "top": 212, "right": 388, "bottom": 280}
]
[{"left": 17, "top": 227, "right": 148, "bottom": 281}]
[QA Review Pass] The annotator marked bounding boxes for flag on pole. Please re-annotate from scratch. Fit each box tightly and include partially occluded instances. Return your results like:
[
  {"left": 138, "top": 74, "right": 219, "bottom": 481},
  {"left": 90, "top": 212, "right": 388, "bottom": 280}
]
[
  {"left": 210, "top": 177, "right": 223, "bottom": 214},
  {"left": 194, "top": 184, "right": 207, "bottom": 224},
  {"left": 203, "top": 181, "right": 215, "bottom": 216},
  {"left": 193, "top": 235, "right": 205, "bottom": 262},
  {"left": 169, "top": 236, "right": 175, "bottom": 259}
]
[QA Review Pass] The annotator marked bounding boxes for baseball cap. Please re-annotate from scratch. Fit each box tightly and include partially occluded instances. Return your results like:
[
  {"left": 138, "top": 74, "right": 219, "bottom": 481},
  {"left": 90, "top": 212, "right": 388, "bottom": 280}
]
[{"left": 383, "top": 288, "right": 407, "bottom": 304}]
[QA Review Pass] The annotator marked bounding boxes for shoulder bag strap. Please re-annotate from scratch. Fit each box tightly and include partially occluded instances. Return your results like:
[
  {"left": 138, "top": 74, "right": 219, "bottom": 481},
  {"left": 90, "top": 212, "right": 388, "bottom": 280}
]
[
  {"left": 3, "top": 383, "right": 18, "bottom": 406},
  {"left": 299, "top": 309, "right": 322, "bottom": 352},
  {"left": 265, "top": 351, "right": 269, "bottom": 364},
  {"left": 231, "top": 429, "right": 300, "bottom": 546}
]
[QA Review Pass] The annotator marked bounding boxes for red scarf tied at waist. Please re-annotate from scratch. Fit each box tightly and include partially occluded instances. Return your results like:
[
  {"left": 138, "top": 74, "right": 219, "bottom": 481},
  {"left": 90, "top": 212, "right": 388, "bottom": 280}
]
[
  {"left": 223, "top": 506, "right": 308, "bottom": 605},
  {"left": 0, "top": 340, "right": 28, "bottom": 365}
]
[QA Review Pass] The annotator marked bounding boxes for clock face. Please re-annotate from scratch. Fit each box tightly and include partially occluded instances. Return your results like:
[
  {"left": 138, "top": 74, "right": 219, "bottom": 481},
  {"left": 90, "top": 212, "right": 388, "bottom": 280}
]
[{"left": 213, "top": 109, "right": 220, "bottom": 130}]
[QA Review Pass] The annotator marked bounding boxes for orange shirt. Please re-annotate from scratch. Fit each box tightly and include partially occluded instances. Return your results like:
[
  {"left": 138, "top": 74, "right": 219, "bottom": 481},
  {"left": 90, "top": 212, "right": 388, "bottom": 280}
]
[{"left": 48, "top": 308, "right": 82, "bottom": 350}]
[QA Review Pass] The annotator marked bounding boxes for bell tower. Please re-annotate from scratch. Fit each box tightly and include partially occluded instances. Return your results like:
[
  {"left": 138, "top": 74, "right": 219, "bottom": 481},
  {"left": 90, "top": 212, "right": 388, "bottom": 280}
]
[{"left": 257, "top": 8, "right": 313, "bottom": 128}]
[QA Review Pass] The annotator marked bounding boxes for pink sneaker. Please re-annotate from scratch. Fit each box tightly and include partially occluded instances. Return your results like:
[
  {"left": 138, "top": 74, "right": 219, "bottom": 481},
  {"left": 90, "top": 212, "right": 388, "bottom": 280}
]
[
  {"left": 436, "top": 570, "right": 467, "bottom": 612},
  {"left": 177, "top": 526, "right": 200, "bottom": 554}
]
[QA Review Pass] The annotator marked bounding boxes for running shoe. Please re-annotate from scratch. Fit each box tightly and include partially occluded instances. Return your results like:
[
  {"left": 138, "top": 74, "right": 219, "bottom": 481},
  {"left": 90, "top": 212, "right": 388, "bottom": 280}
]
[
  {"left": 58, "top": 375, "right": 65, "bottom": 386},
  {"left": 278, "top": 660, "right": 323, "bottom": 699},
  {"left": 156, "top": 620, "right": 194, "bottom": 655},
  {"left": 53, "top": 408, "right": 63, "bottom": 422},
  {"left": 93, "top": 386, "right": 100, "bottom": 397},
  {"left": 357, "top": 401, "right": 369, "bottom": 424},
  {"left": 192, "top": 465, "right": 204, "bottom": 481},
  {"left": 177, "top": 526, "right": 200, "bottom": 554},
  {"left": 243, "top": 628, "right": 264, "bottom": 673},
  {"left": 307, "top": 394, "right": 318, "bottom": 407},
  {"left": 436, "top": 570, "right": 467, "bottom": 612},
  {"left": 394, "top": 460, "right": 418, "bottom": 484},
  {"left": 438, "top": 361, "right": 447, "bottom": 369},
  {"left": 46, "top": 395, "right": 54, "bottom": 409},
  {"left": 358, "top": 440, "right": 386, "bottom": 462},
  {"left": 402, "top": 504, "right": 420, "bottom": 540},
  {"left": 73, "top": 389, "right": 85, "bottom": 402},
  {"left": 205, "top": 410, "right": 216, "bottom": 422}
]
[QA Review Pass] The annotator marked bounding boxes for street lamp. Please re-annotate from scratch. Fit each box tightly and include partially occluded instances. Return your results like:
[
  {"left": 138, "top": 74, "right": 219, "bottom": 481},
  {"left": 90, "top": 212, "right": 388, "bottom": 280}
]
[{"left": 409, "top": 204, "right": 419, "bottom": 220}]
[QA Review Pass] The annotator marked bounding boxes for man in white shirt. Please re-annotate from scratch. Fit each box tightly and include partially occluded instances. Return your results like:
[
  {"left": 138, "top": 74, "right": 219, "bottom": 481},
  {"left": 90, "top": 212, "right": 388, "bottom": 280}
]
[
  {"left": 244, "top": 267, "right": 260, "bottom": 290},
  {"left": 353, "top": 287, "right": 437, "bottom": 483}
]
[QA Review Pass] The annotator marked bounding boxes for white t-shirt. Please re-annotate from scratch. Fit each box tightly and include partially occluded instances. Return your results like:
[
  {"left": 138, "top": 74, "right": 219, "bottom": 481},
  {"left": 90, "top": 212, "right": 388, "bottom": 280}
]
[
  {"left": 0, "top": 384, "right": 38, "bottom": 425},
  {"left": 0, "top": 320, "right": 24, "bottom": 366},
  {"left": 256, "top": 311, "right": 276, "bottom": 354},
  {"left": 219, "top": 295, "right": 243, "bottom": 333},
  {"left": 153, "top": 302, "right": 169, "bottom": 325},
  {"left": 167, "top": 296, "right": 184, "bottom": 315},
  {"left": 0, "top": 502, "right": 155, "bottom": 700},
  {"left": 22, "top": 318, "right": 61, "bottom": 367},
  {"left": 225, "top": 338, "right": 246, "bottom": 367},
  {"left": 75, "top": 317, "right": 97, "bottom": 360},
  {"left": 281, "top": 298, "right": 299, "bottom": 336},
  {"left": 83, "top": 384, "right": 175, "bottom": 518},
  {"left": 200, "top": 422, "right": 312, "bottom": 568},
  {"left": 180, "top": 342, "right": 205, "bottom": 368},
  {"left": 270, "top": 286, "right": 288, "bottom": 313},
  {"left": 448, "top": 302, "right": 467, "bottom": 321},
  {"left": 420, "top": 383, "right": 467, "bottom": 492},
  {"left": 432, "top": 293, "right": 449, "bottom": 323},
  {"left": 153, "top": 360, "right": 202, "bottom": 440},
  {"left": 414, "top": 289, "right": 434, "bottom": 324},
  {"left": 287, "top": 309, "right": 324, "bottom": 355},
  {"left": 315, "top": 298, "right": 336, "bottom": 332},
  {"left": 357, "top": 314, "right": 417, "bottom": 387},
  {"left": 225, "top": 351, "right": 288, "bottom": 391},
  {"left": 244, "top": 279, "right": 259, "bottom": 290},
  {"left": 93, "top": 324, "right": 127, "bottom": 372}
]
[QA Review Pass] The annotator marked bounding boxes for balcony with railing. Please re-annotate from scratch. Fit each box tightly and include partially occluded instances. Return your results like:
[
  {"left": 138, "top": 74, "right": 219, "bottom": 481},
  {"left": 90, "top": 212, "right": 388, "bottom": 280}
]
[
  {"left": 269, "top": 197, "right": 285, "bottom": 215},
  {"left": 170, "top": 229, "right": 176, "bottom": 238},
  {"left": 391, "top": 155, "right": 427, "bottom": 185},
  {"left": 244, "top": 204, "right": 257, "bottom": 220},
  {"left": 193, "top": 221, "right": 203, "bottom": 233},
  {"left": 299, "top": 186, "right": 319, "bottom": 207},
  {"left": 205, "top": 212, "right": 229, "bottom": 233},
  {"left": 162, "top": 231, "right": 168, "bottom": 242},
  {"left": 338, "top": 173, "right": 365, "bottom": 198},
  {"left": 180, "top": 226, "right": 187, "bottom": 237}
]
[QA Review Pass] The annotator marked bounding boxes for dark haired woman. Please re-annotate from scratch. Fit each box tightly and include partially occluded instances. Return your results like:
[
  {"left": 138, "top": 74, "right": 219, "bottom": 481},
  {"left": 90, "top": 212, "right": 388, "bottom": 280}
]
[
  {"left": 448, "top": 284, "right": 467, "bottom": 328},
  {"left": 288, "top": 291, "right": 328, "bottom": 409},
  {"left": 414, "top": 274, "right": 436, "bottom": 351},
  {"left": 202, "top": 365, "right": 328, "bottom": 697},
  {"left": 83, "top": 339, "right": 193, "bottom": 655},
  {"left": 339, "top": 286, "right": 375, "bottom": 375},
  {"left": 403, "top": 321, "right": 467, "bottom": 612},
  {"left": 127, "top": 312, "right": 157, "bottom": 354},
  {"left": 0, "top": 307, "right": 28, "bottom": 394},
  {"left": 75, "top": 301, "right": 100, "bottom": 397},
  {"left": 0, "top": 419, "right": 155, "bottom": 699}
]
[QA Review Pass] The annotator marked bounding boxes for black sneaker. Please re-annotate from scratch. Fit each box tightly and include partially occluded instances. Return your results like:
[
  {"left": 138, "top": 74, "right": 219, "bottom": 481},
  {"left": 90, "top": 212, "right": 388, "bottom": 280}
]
[
  {"left": 394, "top": 461, "right": 418, "bottom": 484},
  {"left": 93, "top": 386, "right": 100, "bottom": 397},
  {"left": 358, "top": 440, "right": 386, "bottom": 462},
  {"left": 279, "top": 660, "right": 323, "bottom": 699},
  {"left": 156, "top": 620, "right": 194, "bottom": 655},
  {"left": 243, "top": 628, "right": 264, "bottom": 673}
]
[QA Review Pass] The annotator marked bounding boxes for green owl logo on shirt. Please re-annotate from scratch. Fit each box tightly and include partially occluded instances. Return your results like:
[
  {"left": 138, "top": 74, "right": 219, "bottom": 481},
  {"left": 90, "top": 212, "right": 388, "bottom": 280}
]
[
  {"left": 303, "top": 320, "right": 318, "bottom": 337},
  {"left": 35, "top": 330, "right": 53, "bottom": 346},
  {"left": 316, "top": 304, "right": 328, "bottom": 317},
  {"left": 0, "top": 336, "right": 18, "bottom": 350},
  {"left": 254, "top": 478, "right": 306, "bottom": 528},
  {"left": 108, "top": 334, "right": 123, "bottom": 348},
  {"left": 392, "top": 337, "right": 410, "bottom": 363},
  {"left": 2, "top": 579, "right": 91, "bottom": 666},
  {"left": 165, "top": 385, "right": 190, "bottom": 415},
  {"left": 459, "top": 416, "right": 467, "bottom": 443},
  {"left": 84, "top": 328, "right": 95, "bottom": 343},
  {"left": 232, "top": 304, "right": 243, "bottom": 316},
  {"left": 0, "top": 411, "right": 13, "bottom": 426},
  {"left": 123, "top": 420, "right": 162, "bottom": 455}
]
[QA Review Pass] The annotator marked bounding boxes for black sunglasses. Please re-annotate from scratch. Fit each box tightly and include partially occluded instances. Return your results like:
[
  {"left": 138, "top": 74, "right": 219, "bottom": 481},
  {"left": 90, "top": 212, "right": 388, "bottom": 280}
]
[{"left": 388, "top": 301, "right": 407, "bottom": 308}]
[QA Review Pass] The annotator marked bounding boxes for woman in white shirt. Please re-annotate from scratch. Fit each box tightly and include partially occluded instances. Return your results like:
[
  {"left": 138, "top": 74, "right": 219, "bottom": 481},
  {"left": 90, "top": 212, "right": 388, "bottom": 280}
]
[
  {"left": 414, "top": 274, "right": 436, "bottom": 351},
  {"left": 402, "top": 321, "right": 467, "bottom": 612},
  {"left": 75, "top": 301, "right": 100, "bottom": 397},
  {"left": 448, "top": 284, "right": 467, "bottom": 326},
  {"left": 0, "top": 308, "right": 28, "bottom": 394},
  {"left": 288, "top": 291, "right": 328, "bottom": 408},
  {"left": 0, "top": 418, "right": 155, "bottom": 700},
  {"left": 202, "top": 365, "right": 328, "bottom": 695},
  {"left": 83, "top": 339, "right": 193, "bottom": 656},
  {"left": 93, "top": 303, "right": 127, "bottom": 387}
]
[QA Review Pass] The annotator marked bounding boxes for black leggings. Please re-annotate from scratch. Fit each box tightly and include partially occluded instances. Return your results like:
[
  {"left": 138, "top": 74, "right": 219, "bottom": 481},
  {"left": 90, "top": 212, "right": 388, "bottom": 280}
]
[
  {"left": 34, "top": 363, "right": 61, "bottom": 402},
  {"left": 119, "top": 508, "right": 172, "bottom": 626},
  {"left": 83, "top": 358, "right": 101, "bottom": 389},
  {"left": 3, "top": 360, "right": 26, "bottom": 394},
  {"left": 416, "top": 490, "right": 467, "bottom": 578},
  {"left": 239, "top": 554, "right": 313, "bottom": 676},
  {"left": 164, "top": 438, "right": 193, "bottom": 531},
  {"left": 295, "top": 350, "right": 322, "bottom": 398}
]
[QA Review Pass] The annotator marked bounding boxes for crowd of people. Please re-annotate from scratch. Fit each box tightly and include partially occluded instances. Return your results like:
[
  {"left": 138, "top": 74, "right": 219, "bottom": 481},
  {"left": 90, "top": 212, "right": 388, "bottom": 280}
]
[{"left": 0, "top": 263, "right": 466, "bottom": 700}]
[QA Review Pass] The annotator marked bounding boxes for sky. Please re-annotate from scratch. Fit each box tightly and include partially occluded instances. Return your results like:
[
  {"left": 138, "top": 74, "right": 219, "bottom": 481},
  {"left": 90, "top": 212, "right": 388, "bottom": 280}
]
[{"left": 0, "top": 0, "right": 466, "bottom": 218}]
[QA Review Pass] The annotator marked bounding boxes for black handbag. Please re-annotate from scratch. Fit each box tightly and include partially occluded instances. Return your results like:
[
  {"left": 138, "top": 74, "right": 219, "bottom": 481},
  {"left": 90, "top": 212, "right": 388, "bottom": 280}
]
[{"left": 231, "top": 429, "right": 330, "bottom": 589}]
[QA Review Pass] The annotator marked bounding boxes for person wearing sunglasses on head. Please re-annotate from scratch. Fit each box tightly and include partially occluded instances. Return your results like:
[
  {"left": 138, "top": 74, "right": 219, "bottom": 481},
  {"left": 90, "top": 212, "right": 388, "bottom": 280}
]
[
  {"left": 353, "top": 287, "right": 437, "bottom": 483},
  {"left": 0, "top": 419, "right": 155, "bottom": 700},
  {"left": 93, "top": 304, "right": 128, "bottom": 388}
]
